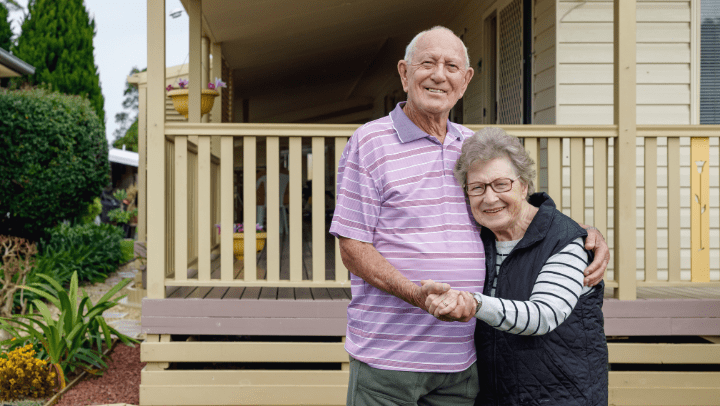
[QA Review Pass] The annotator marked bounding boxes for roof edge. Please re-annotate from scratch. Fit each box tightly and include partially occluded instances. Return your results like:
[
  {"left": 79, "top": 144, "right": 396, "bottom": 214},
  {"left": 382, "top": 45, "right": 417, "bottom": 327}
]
[{"left": 0, "top": 47, "right": 35, "bottom": 76}]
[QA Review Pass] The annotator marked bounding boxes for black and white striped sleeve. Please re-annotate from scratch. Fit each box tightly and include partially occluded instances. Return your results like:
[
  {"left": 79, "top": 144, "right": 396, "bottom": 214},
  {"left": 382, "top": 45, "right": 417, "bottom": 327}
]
[{"left": 474, "top": 238, "right": 591, "bottom": 335}]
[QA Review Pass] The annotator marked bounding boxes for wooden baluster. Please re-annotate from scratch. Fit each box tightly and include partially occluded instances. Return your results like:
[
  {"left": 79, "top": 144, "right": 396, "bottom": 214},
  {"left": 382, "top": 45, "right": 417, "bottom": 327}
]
[
  {"left": 175, "top": 135, "right": 188, "bottom": 282},
  {"left": 312, "top": 137, "right": 326, "bottom": 283},
  {"left": 644, "top": 137, "right": 657, "bottom": 282},
  {"left": 221, "top": 135, "right": 234, "bottom": 281},
  {"left": 547, "top": 138, "right": 562, "bottom": 209},
  {"left": 266, "top": 136, "right": 281, "bottom": 282},
  {"left": 243, "top": 136, "right": 257, "bottom": 281},
  {"left": 335, "top": 137, "right": 349, "bottom": 284},
  {"left": 198, "top": 136, "right": 212, "bottom": 281},
  {"left": 289, "top": 137, "right": 303, "bottom": 282},
  {"left": 570, "top": 138, "right": 585, "bottom": 224},
  {"left": 668, "top": 137, "right": 681, "bottom": 282}
]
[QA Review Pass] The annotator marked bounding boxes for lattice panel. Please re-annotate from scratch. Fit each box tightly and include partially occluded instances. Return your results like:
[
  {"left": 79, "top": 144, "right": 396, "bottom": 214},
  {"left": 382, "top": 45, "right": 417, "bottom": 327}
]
[{"left": 498, "top": 0, "right": 523, "bottom": 124}]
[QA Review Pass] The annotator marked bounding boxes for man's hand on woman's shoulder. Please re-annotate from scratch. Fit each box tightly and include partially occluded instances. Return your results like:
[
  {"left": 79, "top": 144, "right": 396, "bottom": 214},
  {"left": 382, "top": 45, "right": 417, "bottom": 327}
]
[{"left": 580, "top": 225, "right": 610, "bottom": 287}]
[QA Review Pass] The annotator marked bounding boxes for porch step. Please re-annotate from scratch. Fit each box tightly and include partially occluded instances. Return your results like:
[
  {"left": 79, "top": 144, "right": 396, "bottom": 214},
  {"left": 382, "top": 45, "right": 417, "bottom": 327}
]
[{"left": 140, "top": 336, "right": 348, "bottom": 405}]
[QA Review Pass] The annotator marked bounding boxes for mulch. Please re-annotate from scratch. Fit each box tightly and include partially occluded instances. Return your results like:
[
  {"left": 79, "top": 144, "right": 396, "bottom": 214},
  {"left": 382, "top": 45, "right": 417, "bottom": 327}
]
[{"left": 55, "top": 343, "right": 144, "bottom": 406}]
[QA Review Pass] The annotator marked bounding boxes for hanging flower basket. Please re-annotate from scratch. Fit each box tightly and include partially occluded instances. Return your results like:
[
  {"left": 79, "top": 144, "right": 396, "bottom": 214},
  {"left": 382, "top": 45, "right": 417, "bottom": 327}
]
[
  {"left": 233, "top": 232, "right": 267, "bottom": 260},
  {"left": 166, "top": 89, "right": 219, "bottom": 118}
]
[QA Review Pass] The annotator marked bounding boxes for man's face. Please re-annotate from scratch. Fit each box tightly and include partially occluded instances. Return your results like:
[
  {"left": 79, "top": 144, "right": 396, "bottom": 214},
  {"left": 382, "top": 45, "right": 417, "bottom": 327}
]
[{"left": 399, "top": 30, "right": 474, "bottom": 117}]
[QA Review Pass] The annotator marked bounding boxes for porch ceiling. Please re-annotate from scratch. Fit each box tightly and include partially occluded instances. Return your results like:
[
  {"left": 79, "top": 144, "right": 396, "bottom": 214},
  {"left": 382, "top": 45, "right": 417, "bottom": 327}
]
[{"left": 200, "top": 0, "right": 469, "bottom": 96}]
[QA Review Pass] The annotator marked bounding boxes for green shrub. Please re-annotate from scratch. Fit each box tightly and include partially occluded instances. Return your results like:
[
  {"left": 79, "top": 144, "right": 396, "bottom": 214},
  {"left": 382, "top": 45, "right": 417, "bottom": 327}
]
[
  {"left": 38, "top": 223, "right": 124, "bottom": 284},
  {"left": 0, "top": 88, "right": 109, "bottom": 241}
]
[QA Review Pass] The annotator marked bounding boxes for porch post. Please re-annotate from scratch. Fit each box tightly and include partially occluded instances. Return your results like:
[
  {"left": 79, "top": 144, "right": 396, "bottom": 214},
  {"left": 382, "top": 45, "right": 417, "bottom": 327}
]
[
  {"left": 188, "top": 0, "right": 211, "bottom": 280},
  {"left": 137, "top": 84, "right": 147, "bottom": 243},
  {"left": 146, "top": 0, "right": 166, "bottom": 299},
  {"left": 613, "top": 0, "right": 637, "bottom": 300}
]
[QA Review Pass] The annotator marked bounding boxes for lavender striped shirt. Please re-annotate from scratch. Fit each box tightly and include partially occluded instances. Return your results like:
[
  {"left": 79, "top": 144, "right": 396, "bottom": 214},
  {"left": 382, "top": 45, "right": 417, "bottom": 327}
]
[{"left": 330, "top": 103, "right": 486, "bottom": 373}]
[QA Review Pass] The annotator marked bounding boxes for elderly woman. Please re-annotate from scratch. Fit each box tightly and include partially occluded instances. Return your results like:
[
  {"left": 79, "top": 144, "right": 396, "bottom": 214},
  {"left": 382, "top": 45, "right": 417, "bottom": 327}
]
[{"left": 424, "top": 127, "right": 608, "bottom": 406}]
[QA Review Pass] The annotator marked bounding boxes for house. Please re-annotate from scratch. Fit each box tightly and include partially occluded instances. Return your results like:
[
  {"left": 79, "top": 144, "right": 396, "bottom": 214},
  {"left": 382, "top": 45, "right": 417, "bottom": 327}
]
[
  {"left": 136, "top": 1, "right": 720, "bottom": 405},
  {"left": 0, "top": 47, "right": 34, "bottom": 78}
]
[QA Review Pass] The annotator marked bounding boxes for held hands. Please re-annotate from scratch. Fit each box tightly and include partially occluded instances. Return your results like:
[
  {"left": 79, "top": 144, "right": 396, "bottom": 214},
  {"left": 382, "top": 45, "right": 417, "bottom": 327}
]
[{"left": 420, "top": 280, "right": 476, "bottom": 322}]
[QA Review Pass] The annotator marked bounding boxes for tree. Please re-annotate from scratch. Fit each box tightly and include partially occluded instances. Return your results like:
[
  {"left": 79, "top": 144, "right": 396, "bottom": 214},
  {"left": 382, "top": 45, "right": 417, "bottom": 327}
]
[
  {"left": 112, "top": 66, "right": 143, "bottom": 152},
  {"left": 11, "top": 0, "right": 105, "bottom": 125},
  {"left": 112, "top": 66, "right": 144, "bottom": 151},
  {"left": 0, "top": 2, "right": 12, "bottom": 52}
]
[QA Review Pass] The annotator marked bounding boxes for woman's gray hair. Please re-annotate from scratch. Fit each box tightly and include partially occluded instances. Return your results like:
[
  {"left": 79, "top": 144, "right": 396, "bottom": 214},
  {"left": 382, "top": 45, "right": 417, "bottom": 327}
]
[
  {"left": 454, "top": 127, "right": 536, "bottom": 199},
  {"left": 404, "top": 26, "right": 470, "bottom": 69}
]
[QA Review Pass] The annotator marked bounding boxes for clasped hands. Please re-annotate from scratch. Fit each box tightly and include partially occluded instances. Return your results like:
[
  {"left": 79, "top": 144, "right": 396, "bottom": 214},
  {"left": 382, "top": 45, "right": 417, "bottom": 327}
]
[{"left": 420, "top": 280, "right": 476, "bottom": 323}]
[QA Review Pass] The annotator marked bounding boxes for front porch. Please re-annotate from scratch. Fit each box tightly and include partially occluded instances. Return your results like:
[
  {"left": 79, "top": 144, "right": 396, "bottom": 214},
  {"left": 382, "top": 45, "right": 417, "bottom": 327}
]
[{"left": 137, "top": 0, "right": 720, "bottom": 404}]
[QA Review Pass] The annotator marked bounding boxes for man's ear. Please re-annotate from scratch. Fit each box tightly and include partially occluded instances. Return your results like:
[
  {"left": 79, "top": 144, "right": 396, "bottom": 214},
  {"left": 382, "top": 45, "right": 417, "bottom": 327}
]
[
  {"left": 398, "top": 60, "right": 409, "bottom": 93},
  {"left": 459, "top": 67, "right": 475, "bottom": 98}
]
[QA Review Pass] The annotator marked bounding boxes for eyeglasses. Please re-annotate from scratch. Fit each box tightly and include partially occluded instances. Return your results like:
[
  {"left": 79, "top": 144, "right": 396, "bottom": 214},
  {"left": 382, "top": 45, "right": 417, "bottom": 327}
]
[{"left": 464, "top": 177, "right": 519, "bottom": 196}]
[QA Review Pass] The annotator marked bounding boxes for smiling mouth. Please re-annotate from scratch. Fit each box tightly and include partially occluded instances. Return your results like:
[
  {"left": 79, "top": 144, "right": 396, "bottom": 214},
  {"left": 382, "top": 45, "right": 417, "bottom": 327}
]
[
  {"left": 484, "top": 207, "right": 504, "bottom": 214},
  {"left": 426, "top": 88, "right": 446, "bottom": 94}
]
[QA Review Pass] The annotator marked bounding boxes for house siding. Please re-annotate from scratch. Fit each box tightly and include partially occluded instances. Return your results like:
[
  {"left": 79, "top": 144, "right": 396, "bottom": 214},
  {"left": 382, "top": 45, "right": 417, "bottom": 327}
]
[{"left": 556, "top": 0, "right": 718, "bottom": 281}]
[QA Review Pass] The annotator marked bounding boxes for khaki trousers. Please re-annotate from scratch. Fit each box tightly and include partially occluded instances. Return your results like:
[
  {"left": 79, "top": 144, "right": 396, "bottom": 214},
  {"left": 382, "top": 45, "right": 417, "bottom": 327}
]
[{"left": 346, "top": 357, "right": 479, "bottom": 406}]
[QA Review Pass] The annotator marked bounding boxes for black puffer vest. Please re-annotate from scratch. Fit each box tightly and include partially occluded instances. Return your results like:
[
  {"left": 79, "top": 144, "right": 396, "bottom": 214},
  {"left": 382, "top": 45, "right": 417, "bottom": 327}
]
[{"left": 474, "top": 193, "right": 608, "bottom": 406}]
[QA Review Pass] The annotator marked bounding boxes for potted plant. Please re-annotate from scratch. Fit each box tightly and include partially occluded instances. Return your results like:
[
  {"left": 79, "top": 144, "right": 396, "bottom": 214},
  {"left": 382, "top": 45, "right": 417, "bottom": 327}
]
[
  {"left": 166, "top": 78, "right": 226, "bottom": 118},
  {"left": 215, "top": 223, "right": 266, "bottom": 260}
]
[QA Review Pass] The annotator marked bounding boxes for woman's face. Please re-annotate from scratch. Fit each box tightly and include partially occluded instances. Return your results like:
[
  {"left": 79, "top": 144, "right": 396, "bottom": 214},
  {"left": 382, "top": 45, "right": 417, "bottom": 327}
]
[{"left": 466, "top": 157, "right": 528, "bottom": 235}]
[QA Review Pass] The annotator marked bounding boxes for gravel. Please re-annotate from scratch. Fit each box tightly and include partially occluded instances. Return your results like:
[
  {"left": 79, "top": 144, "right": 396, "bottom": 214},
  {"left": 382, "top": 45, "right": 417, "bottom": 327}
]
[{"left": 54, "top": 342, "right": 144, "bottom": 406}]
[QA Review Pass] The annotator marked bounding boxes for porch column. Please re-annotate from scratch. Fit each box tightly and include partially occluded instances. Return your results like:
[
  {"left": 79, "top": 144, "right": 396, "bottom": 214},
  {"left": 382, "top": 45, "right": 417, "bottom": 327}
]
[
  {"left": 188, "top": 0, "right": 212, "bottom": 280},
  {"left": 137, "top": 84, "right": 147, "bottom": 243},
  {"left": 146, "top": 0, "right": 166, "bottom": 299},
  {"left": 613, "top": 0, "right": 637, "bottom": 300}
]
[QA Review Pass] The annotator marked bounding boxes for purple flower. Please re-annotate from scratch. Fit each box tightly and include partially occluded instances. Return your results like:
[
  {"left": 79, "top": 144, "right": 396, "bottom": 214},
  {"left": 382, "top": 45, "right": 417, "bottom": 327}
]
[
  {"left": 178, "top": 78, "right": 189, "bottom": 89},
  {"left": 215, "top": 223, "right": 263, "bottom": 234},
  {"left": 213, "top": 78, "right": 226, "bottom": 90},
  {"left": 166, "top": 85, "right": 174, "bottom": 92},
  {"left": 207, "top": 82, "right": 215, "bottom": 90}
]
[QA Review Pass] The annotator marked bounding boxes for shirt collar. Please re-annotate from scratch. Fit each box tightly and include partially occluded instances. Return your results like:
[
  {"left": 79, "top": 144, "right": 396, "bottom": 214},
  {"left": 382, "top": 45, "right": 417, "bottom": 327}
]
[{"left": 389, "top": 102, "right": 462, "bottom": 144}]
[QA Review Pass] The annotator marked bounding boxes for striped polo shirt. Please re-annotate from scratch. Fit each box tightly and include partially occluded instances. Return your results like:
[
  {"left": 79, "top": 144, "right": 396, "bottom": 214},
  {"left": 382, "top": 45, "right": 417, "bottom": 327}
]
[{"left": 330, "top": 102, "right": 486, "bottom": 373}]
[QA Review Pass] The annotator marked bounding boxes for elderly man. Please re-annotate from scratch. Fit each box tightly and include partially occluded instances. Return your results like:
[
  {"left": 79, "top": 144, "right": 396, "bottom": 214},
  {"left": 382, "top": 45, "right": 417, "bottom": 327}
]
[{"left": 330, "top": 26, "right": 608, "bottom": 406}]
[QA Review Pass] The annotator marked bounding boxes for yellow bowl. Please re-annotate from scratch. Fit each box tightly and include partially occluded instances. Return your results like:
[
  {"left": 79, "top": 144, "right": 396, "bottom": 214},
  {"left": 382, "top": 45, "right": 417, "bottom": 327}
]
[{"left": 167, "top": 88, "right": 219, "bottom": 118}]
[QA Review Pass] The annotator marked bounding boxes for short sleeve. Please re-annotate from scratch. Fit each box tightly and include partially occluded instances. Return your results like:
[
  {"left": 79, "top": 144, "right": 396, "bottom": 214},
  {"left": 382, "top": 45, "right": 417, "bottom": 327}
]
[{"left": 329, "top": 129, "right": 381, "bottom": 243}]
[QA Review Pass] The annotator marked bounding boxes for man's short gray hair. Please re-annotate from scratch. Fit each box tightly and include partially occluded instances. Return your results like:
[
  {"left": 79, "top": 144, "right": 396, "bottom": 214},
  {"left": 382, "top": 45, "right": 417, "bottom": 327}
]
[
  {"left": 404, "top": 26, "right": 471, "bottom": 69},
  {"left": 454, "top": 127, "right": 536, "bottom": 199}
]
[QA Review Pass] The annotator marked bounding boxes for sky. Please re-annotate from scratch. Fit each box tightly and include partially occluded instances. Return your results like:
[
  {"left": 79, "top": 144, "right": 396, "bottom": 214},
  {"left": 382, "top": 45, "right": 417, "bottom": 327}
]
[{"left": 8, "top": 0, "right": 190, "bottom": 146}]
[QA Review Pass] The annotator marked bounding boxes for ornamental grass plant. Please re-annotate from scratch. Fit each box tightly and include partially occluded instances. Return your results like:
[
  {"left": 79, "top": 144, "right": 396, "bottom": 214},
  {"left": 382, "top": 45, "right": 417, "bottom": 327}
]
[
  {"left": 0, "top": 343, "right": 57, "bottom": 401},
  {"left": 0, "top": 272, "right": 139, "bottom": 388}
]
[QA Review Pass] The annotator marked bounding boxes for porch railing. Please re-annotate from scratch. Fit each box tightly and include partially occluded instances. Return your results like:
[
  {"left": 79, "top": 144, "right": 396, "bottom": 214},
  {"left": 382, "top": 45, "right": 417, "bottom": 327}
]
[{"left": 146, "top": 123, "right": 720, "bottom": 299}]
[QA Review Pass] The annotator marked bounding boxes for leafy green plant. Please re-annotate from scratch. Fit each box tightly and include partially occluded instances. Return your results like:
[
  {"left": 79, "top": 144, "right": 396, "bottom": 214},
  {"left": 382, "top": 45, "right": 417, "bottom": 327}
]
[
  {"left": 38, "top": 223, "right": 124, "bottom": 284},
  {"left": 107, "top": 208, "right": 137, "bottom": 225},
  {"left": 0, "top": 272, "right": 138, "bottom": 387},
  {"left": 112, "top": 189, "right": 128, "bottom": 203}
]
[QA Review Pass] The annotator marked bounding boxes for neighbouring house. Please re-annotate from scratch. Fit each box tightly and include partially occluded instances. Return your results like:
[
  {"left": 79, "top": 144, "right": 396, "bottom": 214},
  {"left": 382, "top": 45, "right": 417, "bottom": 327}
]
[
  {"left": 136, "top": 1, "right": 720, "bottom": 405},
  {"left": 0, "top": 47, "right": 34, "bottom": 78},
  {"left": 109, "top": 146, "right": 139, "bottom": 191}
]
